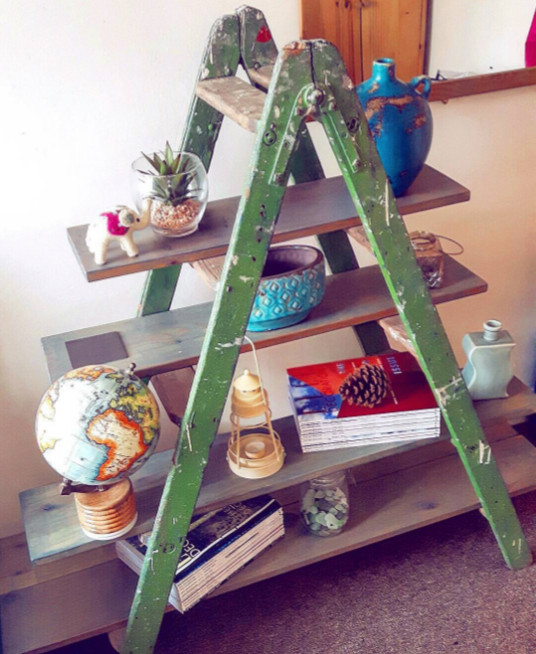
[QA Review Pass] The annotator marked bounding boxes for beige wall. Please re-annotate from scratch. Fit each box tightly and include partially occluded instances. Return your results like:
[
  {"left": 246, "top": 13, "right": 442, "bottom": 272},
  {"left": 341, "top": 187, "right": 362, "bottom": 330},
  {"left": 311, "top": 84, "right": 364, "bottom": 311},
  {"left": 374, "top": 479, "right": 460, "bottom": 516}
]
[
  {"left": 410, "top": 86, "right": 536, "bottom": 378},
  {"left": 0, "top": 1, "right": 534, "bottom": 538},
  {"left": 429, "top": 0, "right": 534, "bottom": 74}
]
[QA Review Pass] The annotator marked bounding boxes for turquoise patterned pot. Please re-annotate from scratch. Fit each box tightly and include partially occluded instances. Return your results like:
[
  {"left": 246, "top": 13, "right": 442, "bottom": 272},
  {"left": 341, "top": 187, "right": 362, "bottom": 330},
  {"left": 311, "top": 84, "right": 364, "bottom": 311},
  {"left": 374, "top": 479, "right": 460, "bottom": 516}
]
[
  {"left": 356, "top": 58, "right": 433, "bottom": 197},
  {"left": 248, "top": 246, "right": 325, "bottom": 332}
]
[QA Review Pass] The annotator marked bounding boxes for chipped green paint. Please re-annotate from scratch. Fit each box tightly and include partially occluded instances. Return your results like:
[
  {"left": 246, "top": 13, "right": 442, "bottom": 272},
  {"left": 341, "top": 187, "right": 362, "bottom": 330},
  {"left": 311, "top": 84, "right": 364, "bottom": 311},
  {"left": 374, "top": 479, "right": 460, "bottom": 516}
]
[
  {"left": 124, "top": 15, "right": 530, "bottom": 654},
  {"left": 239, "top": 6, "right": 388, "bottom": 355},
  {"left": 137, "top": 14, "right": 241, "bottom": 321},
  {"left": 311, "top": 40, "right": 531, "bottom": 571},
  {"left": 237, "top": 5, "right": 278, "bottom": 76},
  {"left": 122, "top": 42, "right": 318, "bottom": 654},
  {"left": 137, "top": 266, "right": 181, "bottom": 317},
  {"left": 182, "top": 14, "right": 241, "bottom": 169},
  {"left": 123, "top": 15, "right": 242, "bottom": 654}
]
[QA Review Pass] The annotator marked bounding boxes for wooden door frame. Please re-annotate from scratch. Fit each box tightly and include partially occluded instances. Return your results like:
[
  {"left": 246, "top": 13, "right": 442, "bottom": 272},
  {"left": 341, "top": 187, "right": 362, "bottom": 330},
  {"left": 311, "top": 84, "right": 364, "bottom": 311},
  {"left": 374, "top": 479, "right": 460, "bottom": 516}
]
[{"left": 299, "top": 0, "right": 536, "bottom": 100}]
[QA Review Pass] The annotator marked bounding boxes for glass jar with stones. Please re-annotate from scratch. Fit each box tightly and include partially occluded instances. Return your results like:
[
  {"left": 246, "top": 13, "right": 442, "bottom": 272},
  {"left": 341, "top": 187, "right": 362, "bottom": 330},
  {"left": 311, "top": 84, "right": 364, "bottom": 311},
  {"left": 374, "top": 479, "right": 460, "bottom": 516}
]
[{"left": 300, "top": 470, "right": 350, "bottom": 537}]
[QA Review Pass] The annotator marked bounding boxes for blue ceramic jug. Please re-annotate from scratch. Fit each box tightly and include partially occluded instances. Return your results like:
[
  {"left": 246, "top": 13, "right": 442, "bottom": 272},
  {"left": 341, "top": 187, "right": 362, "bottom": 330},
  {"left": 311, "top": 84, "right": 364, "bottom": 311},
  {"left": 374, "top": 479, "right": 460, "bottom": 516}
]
[{"left": 356, "top": 58, "right": 433, "bottom": 196}]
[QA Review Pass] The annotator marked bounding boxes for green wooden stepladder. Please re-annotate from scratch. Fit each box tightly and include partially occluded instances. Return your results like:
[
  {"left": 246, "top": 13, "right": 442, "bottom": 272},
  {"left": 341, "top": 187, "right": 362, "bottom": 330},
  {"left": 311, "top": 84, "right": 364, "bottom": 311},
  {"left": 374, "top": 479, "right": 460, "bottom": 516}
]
[{"left": 122, "top": 7, "right": 532, "bottom": 653}]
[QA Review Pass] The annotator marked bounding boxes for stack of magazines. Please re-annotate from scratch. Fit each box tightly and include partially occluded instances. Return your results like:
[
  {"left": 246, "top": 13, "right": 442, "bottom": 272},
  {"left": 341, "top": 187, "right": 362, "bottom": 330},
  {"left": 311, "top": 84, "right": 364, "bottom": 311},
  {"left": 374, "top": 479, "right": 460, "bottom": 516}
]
[
  {"left": 287, "top": 351, "right": 440, "bottom": 453},
  {"left": 116, "top": 495, "right": 284, "bottom": 613}
]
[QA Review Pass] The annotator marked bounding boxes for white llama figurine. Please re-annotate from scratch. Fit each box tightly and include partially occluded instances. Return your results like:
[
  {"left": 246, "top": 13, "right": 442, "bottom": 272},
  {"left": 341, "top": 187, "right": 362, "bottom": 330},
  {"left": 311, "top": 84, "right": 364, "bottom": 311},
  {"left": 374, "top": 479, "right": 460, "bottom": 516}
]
[{"left": 86, "top": 199, "right": 152, "bottom": 265}]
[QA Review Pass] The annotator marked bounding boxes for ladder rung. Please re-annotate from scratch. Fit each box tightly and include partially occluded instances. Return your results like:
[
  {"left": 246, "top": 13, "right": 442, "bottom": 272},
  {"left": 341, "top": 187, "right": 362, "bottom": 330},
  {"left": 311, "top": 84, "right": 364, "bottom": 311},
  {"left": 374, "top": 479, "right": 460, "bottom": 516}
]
[
  {"left": 248, "top": 65, "right": 273, "bottom": 89},
  {"left": 196, "top": 77, "right": 265, "bottom": 133}
]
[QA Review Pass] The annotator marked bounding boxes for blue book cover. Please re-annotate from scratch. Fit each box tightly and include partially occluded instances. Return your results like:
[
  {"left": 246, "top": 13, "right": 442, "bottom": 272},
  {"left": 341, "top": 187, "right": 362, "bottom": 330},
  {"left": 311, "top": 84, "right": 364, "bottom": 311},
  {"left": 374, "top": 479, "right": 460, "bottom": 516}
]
[{"left": 125, "top": 495, "right": 281, "bottom": 582}]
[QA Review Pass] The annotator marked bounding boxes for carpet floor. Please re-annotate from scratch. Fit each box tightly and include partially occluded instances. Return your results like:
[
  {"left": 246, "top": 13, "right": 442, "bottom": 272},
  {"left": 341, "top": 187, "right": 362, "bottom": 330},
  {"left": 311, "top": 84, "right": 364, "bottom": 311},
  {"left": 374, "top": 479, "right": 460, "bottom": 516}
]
[{"left": 52, "top": 491, "right": 536, "bottom": 654}]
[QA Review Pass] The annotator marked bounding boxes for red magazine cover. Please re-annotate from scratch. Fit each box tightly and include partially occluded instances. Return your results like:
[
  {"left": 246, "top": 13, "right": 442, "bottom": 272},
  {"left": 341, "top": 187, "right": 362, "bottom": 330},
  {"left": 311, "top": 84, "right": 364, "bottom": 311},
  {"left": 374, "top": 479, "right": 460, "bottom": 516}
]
[{"left": 287, "top": 351, "right": 438, "bottom": 422}]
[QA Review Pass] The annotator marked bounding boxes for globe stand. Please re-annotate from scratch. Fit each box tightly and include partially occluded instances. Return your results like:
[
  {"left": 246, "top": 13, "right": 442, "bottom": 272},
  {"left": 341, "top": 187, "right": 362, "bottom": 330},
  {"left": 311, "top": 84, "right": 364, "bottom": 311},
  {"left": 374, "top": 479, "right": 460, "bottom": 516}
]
[{"left": 73, "top": 478, "right": 138, "bottom": 541}]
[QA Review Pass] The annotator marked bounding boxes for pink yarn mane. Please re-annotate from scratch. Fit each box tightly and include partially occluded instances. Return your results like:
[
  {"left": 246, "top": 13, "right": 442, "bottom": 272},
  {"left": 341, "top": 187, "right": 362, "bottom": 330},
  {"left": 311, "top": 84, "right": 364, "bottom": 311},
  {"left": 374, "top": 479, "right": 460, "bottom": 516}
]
[{"left": 101, "top": 211, "right": 129, "bottom": 236}]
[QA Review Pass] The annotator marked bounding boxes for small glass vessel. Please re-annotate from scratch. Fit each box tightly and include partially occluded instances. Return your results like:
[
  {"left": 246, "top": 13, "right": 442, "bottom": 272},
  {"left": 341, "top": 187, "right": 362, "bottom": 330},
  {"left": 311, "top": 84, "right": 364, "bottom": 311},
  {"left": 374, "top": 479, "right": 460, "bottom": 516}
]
[
  {"left": 410, "top": 231, "right": 444, "bottom": 288},
  {"left": 300, "top": 470, "right": 349, "bottom": 537},
  {"left": 131, "top": 151, "right": 208, "bottom": 238}
]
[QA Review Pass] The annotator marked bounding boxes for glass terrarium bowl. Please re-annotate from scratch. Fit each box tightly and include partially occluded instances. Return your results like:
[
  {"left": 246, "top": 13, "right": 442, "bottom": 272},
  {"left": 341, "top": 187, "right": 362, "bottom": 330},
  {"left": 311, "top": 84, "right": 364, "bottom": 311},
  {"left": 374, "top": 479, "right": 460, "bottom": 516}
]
[{"left": 131, "top": 151, "right": 208, "bottom": 238}]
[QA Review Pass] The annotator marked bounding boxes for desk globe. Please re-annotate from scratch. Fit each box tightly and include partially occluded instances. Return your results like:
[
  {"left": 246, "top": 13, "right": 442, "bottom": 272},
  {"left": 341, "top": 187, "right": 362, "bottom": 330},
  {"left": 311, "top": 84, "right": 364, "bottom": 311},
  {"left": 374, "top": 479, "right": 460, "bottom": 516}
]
[{"left": 35, "top": 364, "right": 160, "bottom": 540}]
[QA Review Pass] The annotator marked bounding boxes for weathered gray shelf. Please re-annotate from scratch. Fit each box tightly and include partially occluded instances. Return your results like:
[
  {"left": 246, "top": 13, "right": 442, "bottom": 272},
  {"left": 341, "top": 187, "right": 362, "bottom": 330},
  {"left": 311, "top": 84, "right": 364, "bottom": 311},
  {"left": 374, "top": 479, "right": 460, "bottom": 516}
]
[
  {"left": 5, "top": 421, "right": 536, "bottom": 654},
  {"left": 67, "top": 165, "right": 469, "bottom": 282},
  {"left": 42, "top": 256, "right": 485, "bottom": 382},
  {"left": 19, "top": 378, "right": 535, "bottom": 565}
]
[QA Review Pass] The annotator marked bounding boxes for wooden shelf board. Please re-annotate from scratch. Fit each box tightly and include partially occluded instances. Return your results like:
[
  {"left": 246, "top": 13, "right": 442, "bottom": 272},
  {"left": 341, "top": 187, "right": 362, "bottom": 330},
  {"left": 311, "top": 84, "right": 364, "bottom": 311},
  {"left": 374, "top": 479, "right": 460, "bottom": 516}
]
[
  {"left": 5, "top": 429, "right": 536, "bottom": 654},
  {"left": 67, "top": 165, "right": 470, "bottom": 282},
  {"left": 42, "top": 255, "right": 485, "bottom": 382},
  {"left": 429, "top": 67, "right": 536, "bottom": 103},
  {"left": 216, "top": 432, "right": 536, "bottom": 595},
  {"left": 20, "top": 379, "right": 535, "bottom": 565},
  {"left": 0, "top": 558, "right": 138, "bottom": 654},
  {"left": 0, "top": 532, "right": 117, "bottom": 597}
]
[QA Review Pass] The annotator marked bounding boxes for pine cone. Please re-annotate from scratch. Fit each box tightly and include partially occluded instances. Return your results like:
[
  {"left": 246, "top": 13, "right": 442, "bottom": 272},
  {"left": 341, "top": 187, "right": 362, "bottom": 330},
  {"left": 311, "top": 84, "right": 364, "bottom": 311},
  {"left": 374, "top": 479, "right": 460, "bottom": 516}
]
[{"left": 339, "top": 363, "right": 391, "bottom": 408}]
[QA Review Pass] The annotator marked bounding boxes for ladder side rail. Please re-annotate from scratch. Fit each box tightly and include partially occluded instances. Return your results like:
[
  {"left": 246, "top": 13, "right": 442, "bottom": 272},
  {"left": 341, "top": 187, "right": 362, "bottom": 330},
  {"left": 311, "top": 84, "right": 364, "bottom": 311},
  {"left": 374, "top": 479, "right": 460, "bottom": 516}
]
[
  {"left": 137, "top": 266, "right": 182, "bottom": 318},
  {"left": 122, "top": 43, "right": 316, "bottom": 654},
  {"left": 310, "top": 40, "right": 531, "bottom": 571},
  {"left": 238, "top": 6, "right": 389, "bottom": 353},
  {"left": 138, "top": 14, "right": 241, "bottom": 318}
]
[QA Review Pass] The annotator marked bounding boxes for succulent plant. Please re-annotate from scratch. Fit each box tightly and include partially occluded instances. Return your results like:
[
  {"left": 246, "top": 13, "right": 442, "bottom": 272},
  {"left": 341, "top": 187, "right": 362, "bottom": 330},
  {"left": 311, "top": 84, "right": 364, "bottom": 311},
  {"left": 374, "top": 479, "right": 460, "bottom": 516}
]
[{"left": 141, "top": 142, "right": 196, "bottom": 207}]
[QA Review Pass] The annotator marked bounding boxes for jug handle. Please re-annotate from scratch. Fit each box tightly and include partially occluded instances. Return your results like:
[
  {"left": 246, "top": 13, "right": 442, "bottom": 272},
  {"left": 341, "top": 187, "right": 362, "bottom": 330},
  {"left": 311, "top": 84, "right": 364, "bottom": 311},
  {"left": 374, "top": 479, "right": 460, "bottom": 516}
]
[{"left": 409, "top": 75, "right": 431, "bottom": 100}]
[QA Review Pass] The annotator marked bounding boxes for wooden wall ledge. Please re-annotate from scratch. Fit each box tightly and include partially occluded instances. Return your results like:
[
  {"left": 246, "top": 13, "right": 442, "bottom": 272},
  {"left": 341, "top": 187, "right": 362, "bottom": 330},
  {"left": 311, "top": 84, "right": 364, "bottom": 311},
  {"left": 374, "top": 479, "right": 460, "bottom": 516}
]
[
  {"left": 429, "top": 67, "right": 536, "bottom": 103},
  {"left": 243, "top": 63, "right": 536, "bottom": 104}
]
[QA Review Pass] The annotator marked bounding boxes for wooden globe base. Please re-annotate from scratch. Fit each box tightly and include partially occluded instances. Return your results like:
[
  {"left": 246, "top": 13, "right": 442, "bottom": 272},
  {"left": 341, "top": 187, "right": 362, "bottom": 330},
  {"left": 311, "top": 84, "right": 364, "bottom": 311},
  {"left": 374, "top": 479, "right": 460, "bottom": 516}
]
[{"left": 74, "top": 479, "right": 138, "bottom": 541}]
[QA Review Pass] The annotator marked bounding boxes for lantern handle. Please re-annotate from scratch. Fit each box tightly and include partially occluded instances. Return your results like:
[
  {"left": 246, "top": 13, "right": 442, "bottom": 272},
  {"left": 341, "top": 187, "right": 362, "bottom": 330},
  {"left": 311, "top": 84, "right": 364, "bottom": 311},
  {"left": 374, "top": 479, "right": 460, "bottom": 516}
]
[
  {"left": 243, "top": 335, "right": 280, "bottom": 460},
  {"left": 243, "top": 335, "right": 268, "bottom": 408}
]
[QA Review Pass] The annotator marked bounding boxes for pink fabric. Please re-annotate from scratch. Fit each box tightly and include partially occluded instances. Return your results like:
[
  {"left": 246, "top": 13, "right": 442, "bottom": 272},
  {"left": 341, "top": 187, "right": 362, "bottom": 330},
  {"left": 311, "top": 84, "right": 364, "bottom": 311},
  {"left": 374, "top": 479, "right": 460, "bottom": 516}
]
[
  {"left": 102, "top": 212, "right": 129, "bottom": 236},
  {"left": 526, "top": 9, "right": 536, "bottom": 67}
]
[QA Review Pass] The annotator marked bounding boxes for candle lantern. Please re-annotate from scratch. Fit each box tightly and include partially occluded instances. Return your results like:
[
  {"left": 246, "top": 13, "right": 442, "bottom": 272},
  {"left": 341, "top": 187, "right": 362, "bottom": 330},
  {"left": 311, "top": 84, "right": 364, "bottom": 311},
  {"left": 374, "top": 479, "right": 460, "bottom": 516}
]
[{"left": 227, "top": 369, "right": 285, "bottom": 478}]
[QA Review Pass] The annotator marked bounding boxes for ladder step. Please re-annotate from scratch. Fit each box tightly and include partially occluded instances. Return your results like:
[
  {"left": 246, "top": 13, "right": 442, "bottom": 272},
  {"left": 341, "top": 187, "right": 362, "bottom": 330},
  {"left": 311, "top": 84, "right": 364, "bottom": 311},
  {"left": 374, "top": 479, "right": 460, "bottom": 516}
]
[
  {"left": 196, "top": 77, "right": 266, "bottom": 133},
  {"left": 248, "top": 65, "right": 273, "bottom": 89},
  {"left": 347, "top": 225, "right": 370, "bottom": 251}
]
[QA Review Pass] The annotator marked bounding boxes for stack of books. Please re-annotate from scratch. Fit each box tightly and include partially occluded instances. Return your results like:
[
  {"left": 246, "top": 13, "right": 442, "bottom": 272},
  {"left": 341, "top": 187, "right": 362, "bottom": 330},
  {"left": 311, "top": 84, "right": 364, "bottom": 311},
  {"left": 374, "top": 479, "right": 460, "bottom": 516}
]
[
  {"left": 116, "top": 495, "right": 284, "bottom": 613},
  {"left": 287, "top": 351, "right": 440, "bottom": 452}
]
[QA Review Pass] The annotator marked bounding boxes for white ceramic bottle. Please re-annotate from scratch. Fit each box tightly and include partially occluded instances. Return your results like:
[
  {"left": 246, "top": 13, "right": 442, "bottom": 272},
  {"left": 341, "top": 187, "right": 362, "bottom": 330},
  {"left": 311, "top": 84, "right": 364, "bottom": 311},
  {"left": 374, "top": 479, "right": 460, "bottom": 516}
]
[{"left": 462, "top": 320, "right": 515, "bottom": 400}]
